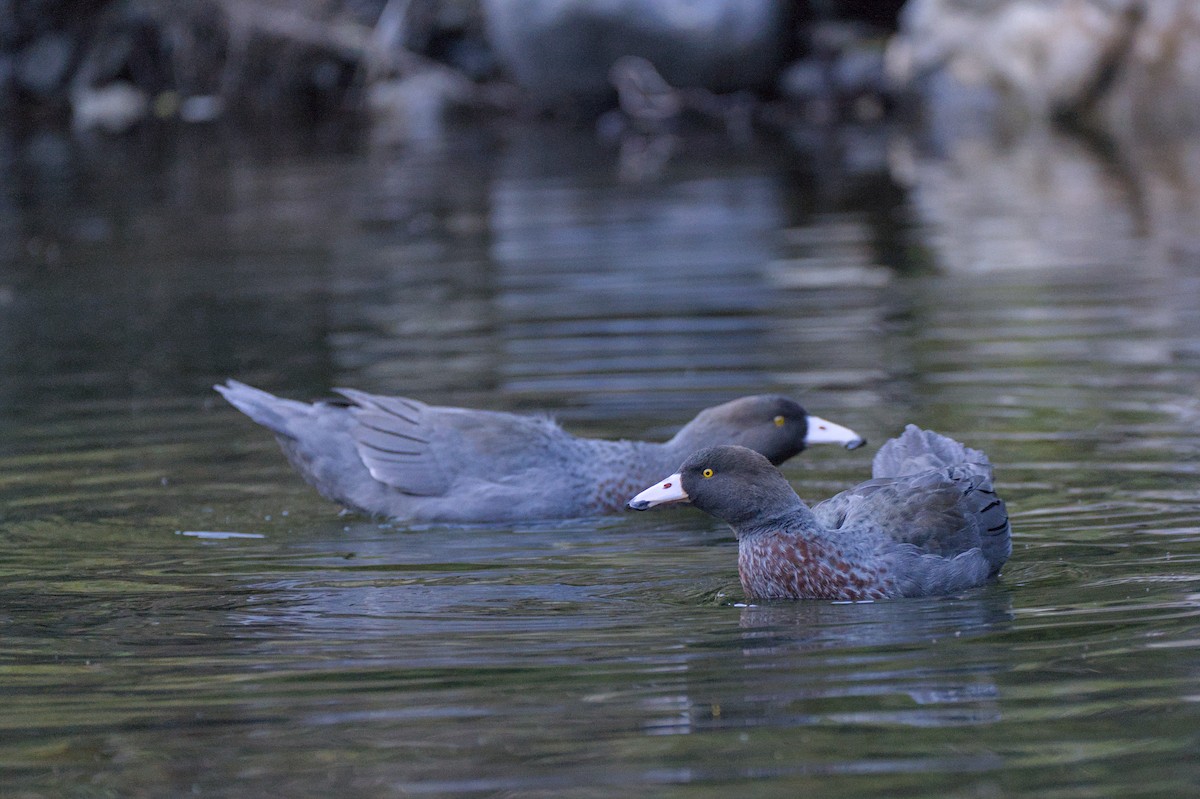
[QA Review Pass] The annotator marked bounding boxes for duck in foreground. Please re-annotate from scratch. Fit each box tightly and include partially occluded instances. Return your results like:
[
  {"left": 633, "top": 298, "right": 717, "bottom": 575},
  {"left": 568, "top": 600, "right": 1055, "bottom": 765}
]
[
  {"left": 215, "top": 380, "right": 865, "bottom": 523},
  {"left": 628, "top": 426, "right": 1012, "bottom": 600}
]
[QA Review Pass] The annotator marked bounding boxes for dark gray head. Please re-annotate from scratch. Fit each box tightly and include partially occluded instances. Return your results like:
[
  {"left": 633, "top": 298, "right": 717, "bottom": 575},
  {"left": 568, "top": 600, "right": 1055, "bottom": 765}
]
[
  {"left": 672, "top": 395, "right": 865, "bottom": 466},
  {"left": 628, "top": 444, "right": 806, "bottom": 529}
]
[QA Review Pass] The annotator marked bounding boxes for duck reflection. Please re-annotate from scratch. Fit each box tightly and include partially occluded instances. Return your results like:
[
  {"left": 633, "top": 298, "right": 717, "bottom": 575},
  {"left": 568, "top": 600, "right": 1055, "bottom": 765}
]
[{"left": 641, "top": 591, "right": 1013, "bottom": 738}]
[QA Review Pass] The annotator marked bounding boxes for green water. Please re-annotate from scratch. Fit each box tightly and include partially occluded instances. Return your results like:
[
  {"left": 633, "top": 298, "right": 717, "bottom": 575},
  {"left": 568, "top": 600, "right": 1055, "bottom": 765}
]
[{"left": 2, "top": 123, "right": 1199, "bottom": 797}]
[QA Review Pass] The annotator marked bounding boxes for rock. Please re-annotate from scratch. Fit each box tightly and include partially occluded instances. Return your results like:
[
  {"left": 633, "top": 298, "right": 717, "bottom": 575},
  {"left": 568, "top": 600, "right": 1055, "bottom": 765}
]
[
  {"left": 179, "top": 94, "right": 224, "bottom": 123},
  {"left": 888, "top": 0, "right": 1200, "bottom": 136},
  {"left": 779, "top": 65, "right": 886, "bottom": 126},
  {"left": 888, "top": 0, "right": 1134, "bottom": 114},
  {"left": 1100, "top": 1, "right": 1200, "bottom": 135},
  {"left": 481, "top": 0, "right": 791, "bottom": 102},
  {"left": 778, "top": 59, "right": 827, "bottom": 103},
  {"left": 777, "top": 18, "right": 890, "bottom": 124},
  {"left": 15, "top": 31, "right": 73, "bottom": 97},
  {"left": 832, "top": 47, "right": 886, "bottom": 97},
  {"left": 366, "top": 68, "right": 471, "bottom": 144},
  {"left": 71, "top": 81, "right": 148, "bottom": 133},
  {"left": 609, "top": 55, "right": 682, "bottom": 128}
]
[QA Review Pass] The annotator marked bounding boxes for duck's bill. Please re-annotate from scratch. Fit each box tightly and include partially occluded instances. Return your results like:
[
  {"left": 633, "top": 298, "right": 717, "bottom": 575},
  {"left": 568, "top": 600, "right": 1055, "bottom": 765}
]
[
  {"left": 806, "top": 415, "right": 866, "bottom": 450},
  {"left": 627, "top": 474, "right": 689, "bottom": 511}
]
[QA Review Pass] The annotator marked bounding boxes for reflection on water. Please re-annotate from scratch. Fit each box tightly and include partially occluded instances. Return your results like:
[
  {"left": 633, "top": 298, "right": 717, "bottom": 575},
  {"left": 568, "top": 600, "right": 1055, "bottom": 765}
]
[
  {"left": 1, "top": 121, "right": 1200, "bottom": 796},
  {"left": 895, "top": 125, "right": 1200, "bottom": 272}
]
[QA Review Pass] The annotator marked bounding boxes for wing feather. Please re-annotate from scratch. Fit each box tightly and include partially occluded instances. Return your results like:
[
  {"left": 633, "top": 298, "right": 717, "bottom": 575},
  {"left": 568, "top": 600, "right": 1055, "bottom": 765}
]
[{"left": 334, "top": 389, "right": 450, "bottom": 496}]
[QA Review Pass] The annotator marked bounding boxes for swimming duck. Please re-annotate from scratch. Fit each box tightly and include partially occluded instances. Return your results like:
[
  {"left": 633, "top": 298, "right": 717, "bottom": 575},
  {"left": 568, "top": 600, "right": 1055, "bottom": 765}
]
[
  {"left": 628, "top": 426, "right": 1011, "bottom": 599},
  {"left": 215, "top": 380, "right": 865, "bottom": 523}
]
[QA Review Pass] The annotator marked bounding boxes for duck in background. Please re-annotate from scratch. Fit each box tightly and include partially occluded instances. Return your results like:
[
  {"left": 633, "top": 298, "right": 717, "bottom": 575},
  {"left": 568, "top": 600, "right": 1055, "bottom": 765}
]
[{"left": 215, "top": 380, "right": 865, "bottom": 524}]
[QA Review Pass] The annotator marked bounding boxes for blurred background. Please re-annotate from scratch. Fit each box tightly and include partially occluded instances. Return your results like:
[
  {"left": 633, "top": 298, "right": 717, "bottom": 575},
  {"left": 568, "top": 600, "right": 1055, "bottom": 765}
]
[{"left": 4, "top": 0, "right": 1199, "bottom": 418}]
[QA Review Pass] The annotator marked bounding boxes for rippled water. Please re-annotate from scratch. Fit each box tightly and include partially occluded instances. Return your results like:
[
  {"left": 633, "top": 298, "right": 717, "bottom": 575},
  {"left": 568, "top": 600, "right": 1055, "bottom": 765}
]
[{"left": 2, "top": 123, "right": 1200, "bottom": 797}]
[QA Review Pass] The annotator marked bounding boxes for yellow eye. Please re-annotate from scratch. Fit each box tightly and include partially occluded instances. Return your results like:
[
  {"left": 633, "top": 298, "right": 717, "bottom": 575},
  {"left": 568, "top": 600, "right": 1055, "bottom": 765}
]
[
  {"left": 774, "top": 415, "right": 786, "bottom": 427},
  {"left": 702, "top": 468, "right": 714, "bottom": 479}
]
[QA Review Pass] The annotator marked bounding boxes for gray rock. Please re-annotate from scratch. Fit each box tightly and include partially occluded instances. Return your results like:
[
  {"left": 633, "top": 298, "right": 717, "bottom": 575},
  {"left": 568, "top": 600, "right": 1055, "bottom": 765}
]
[
  {"left": 179, "top": 94, "right": 224, "bottom": 123},
  {"left": 778, "top": 46, "right": 887, "bottom": 110},
  {"left": 778, "top": 59, "right": 827, "bottom": 102},
  {"left": 71, "top": 81, "right": 147, "bottom": 133},
  {"left": 366, "top": 68, "right": 473, "bottom": 144},
  {"left": 16, "top": 31, "right": 73, "bottom": 97},
  {"left": 888, "top": 0, "right": 1200, "bottom": 136},
  {"left": 832, "top": 47, "right": 886, "bottom": 96}
]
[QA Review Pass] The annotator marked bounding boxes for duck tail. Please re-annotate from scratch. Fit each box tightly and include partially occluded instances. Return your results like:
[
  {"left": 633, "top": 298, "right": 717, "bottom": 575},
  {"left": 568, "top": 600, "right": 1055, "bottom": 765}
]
[
  {"left": 872, "top": 424, "right": 991, "bottom": 479},
  {"left": 960, "top": 468, "right": 1012, "bottom": 574},
  {"left": 214, "top": 380, "right": 313, "bottom": 439},
  {"left": 876, "top": 425, "right": 1011, "bottom": 577}
]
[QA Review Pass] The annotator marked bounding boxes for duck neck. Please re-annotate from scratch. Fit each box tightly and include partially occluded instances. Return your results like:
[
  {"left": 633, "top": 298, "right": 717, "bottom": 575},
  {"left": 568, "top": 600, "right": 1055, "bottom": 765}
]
[{"left": 730, "top": 498, "right": 815, "bottom": 538}]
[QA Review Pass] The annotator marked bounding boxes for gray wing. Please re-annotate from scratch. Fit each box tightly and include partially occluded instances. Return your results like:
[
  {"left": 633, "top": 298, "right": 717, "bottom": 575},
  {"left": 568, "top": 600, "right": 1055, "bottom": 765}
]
[
  {"left": 813, "top": 466, "right": 1010, "bottom": 574},
  {"left": 334, "top": 389, "right": 579, "bottom": 499},
  {"left": 813, "top": 472, "right": 970, "bottom": 554},
  {"left": 335, "top": 389, "right": 451, "bottom": 496},
  {"left": 811, "top": 478, "right": 892, "bottom": 530},
  {"left": 952, "top": 465, "right": 1012, "bottom": 575}
]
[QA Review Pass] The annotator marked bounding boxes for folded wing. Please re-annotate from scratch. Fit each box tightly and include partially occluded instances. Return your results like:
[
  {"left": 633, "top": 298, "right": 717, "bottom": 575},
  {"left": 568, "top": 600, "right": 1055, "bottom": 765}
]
[{"left": 336, "top": 389, "right": 451, "bottom": 497}]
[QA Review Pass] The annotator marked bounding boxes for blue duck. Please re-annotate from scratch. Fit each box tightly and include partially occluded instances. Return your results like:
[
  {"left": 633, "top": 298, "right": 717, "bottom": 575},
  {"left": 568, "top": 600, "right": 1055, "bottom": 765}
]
[
  {"left": 628, "top": 426, "right": 1011, "bottom": 599},
  {"left": 215, "top": 380, "right": 865, "bottom": 523}
]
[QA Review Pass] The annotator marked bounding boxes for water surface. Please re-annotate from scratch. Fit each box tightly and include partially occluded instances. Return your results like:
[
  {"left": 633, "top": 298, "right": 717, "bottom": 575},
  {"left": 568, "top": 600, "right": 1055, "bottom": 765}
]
[{"left": 2, "top": 122, "right": 1199, "bottom": 797}]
